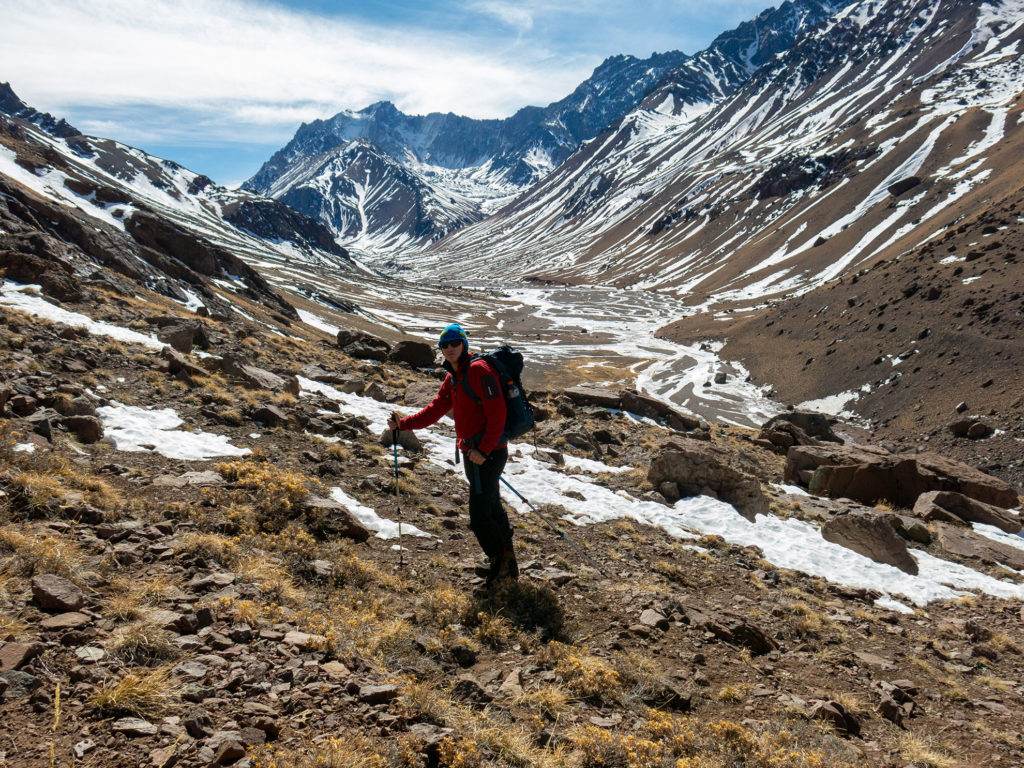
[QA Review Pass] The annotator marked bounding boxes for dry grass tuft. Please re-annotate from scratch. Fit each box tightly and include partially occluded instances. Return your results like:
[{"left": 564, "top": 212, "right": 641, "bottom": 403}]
[
  {"left": 91, "top": 666, "right": 181, "bottom": 716},
  {"left": 897, "top": 732, "right": 958, "bottom": 768},
  {"left": 0, "top": 525, "right": 86, "bottom": 579},
  {"left": 108, "top": 621, "right": 179, "bottom": 665}
]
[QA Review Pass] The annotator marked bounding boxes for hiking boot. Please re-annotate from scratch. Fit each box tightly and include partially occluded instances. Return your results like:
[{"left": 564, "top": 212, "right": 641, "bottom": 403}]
[{"left": 492, "top": 547, "right": 518, "bottom": 584}]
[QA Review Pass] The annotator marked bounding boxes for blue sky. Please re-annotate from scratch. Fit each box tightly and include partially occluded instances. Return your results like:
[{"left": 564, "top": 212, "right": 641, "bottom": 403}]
[{"left": 0, "top": 0, "right": 775, "bottom": 186}]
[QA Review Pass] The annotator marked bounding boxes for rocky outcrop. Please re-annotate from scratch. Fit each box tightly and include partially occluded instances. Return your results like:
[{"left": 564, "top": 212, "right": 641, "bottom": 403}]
[
  {"left": 212, "top": 355, "right": 300, "bottom": 394},
  {"left": 933, "top": 524, "right": 1024, "bottom": 571},
  {"left": 563, "top": 386, "right": 704, "bottom": 433},
  {"left": 821, "top": 511, "right": 918, "bottom": 574},
  {"left": 649, "top": 436, "right": 770, "bottom": 521},
  {"left": 913, "top": 491, "right": 1021, "bottom": 534},
  {"left": 787, "top": 444, "right": 1020, "bottom": 509},
  {"left": 337, "top": 330, "right": 391, "bottom": 362},
  {"left": 388, "top": 340, "right": 436, "bottom": 368}
]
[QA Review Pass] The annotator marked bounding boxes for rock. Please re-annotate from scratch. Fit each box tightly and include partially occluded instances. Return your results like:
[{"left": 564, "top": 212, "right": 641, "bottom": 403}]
[
  {"left": 562, "top": 386, "right": 621, "bottom": 409},
  {"left": 212, "top": 738, "right": 246, "bottom": 765},
  {"left": 341, "top": 337, "right": 390, "bottom": 362},
  {"left": 321, "top": 661, "right": 351, "bottom": 680},
  {"left": 183, "top": 707, "right": 214, "bottom": 738},
  {"left": 642, "top": 677, "right": 692, "bottom": 711},
  {"left": 934, "top": 524, "right": 1024, "bottom": 570},
  {"left": 0, "top": 641, "right": 45, "bottom": 671},
  {"left": 31, "top": 574, "right": 85, "bottom": 612},
  {"left": 821, "top": 511, "right": 919, "bottom": 575},
  {"left": 379, "top": 428, "right": 423, "bottom": 453},
  {"left": 359, "top": 683, "right": 398, "bottom": 705},
  {"left": 452, "top": 674, "right": 492, "bottom": 705},
  {"left": 301, "top": 496, "right": 371, "bottom": 542},
  {"left": 807, "top": 699, "right": 860, "bottom": 737},
  {"left": 966, "top": 422, "right": 995, "bottom": 440},
  {"left": 150, "top": 744, "right": 178, "bottom": 768},
  {"left": 649, "top": 437, "right": 770, "bottom": 522},
  {"left": 157, "top": 321, "right": 207, "bottom": 353},
  {"left": 404, "top": 380, "right": 440, "bottom": 407},
  {"left": 639, "top": 609, "right": 670, "bottom": 630},
  {"left": 789, "top": 444, "right": 1019, "bottom": 509},
  {"left": 161, "top": 347, "right": 209, "bottom": 378},
  {"left": 0, "top": 669, "right": 41, "bottom": 697},
  {"left": 891, "top": 515, "right": 932, "bottom": 544},
  {"left": 913, "top": 490, "right": 1021, "bottom": 534},
  {"left": 389, "top": 339, "right": 436, "bottom": 368},
  {"left": 73, "top": 740, "right": 97, "bottom": 759},
  {"left": 75, "top": 646, "right": 105, "bottom": 663},
  {"left": 39, "top": 612, "right": 91, "bottom": 631},
  {"left": 887, "top": 176, "right": 921, "bottom": 197},
  {"left": 112, "top": 717, "right": 159, "bottom": 737},
  {"left": 217, "top": 355, "right": 296, "bottom": 393},
  {"left": 451, "top": 642, "right": 478, "bottom": 668},
  {"left": 251, "top": 404, "right": 288, "bottom": 426},
  {"left": 699, "top": 613, "right": 778, "bottom": 656},
  {"left": 764, "top": 411, "right": 842, "bottom": 443},
  {"left": 282, "top": 631, "right": 327, "bottom": 650},
  {"left": 620, "top": 390, "right": 702, "bottom": 432},
  {"left": 64, "top": 415, "right": 104, "bottom": 443},
  {"left": 498, "top": 668, "right": 524, "bottom": 697}
]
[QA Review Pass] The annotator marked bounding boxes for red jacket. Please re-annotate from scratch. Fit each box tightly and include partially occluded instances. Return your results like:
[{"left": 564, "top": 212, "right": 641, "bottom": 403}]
[{"left": 399, "top": 356, "right": 507, "bottom": 454}]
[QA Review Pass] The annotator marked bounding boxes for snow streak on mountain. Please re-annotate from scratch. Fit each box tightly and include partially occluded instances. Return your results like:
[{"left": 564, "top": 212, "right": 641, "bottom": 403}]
[
  {"left": 0, "top": 82, "right": 358, "bottom": 319},
  {"left": 419, "top": 0, "right": 1024, "bottom": 315},
  {"left": 245, "top": 0, "right": 842, "bottom": 254}
]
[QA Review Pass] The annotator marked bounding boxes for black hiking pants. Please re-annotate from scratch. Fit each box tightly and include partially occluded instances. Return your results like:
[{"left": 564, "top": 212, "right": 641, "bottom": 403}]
[{"left": 463, "top": 447, "right": 513, "bottom": 559}]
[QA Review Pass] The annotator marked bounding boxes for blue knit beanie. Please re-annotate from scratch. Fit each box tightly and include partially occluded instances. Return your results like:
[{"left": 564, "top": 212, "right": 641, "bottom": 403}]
[{"left": 438, "top": 323, "right": 468, "bottom": 348}]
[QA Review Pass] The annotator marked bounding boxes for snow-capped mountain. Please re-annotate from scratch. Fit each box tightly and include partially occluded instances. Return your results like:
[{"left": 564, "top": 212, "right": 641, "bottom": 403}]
[
  {"left": 0, "top": 82, "right": 357, "bottom": 319},
  {"left": 246, "top": 0, "right": 842, "bottom": 253},
  {"left": 419, "top": 0, "right": 1024, "bottom": 312}
]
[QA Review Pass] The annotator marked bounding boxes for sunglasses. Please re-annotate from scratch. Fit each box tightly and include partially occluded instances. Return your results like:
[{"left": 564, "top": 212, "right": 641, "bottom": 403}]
[{"left": 439, "top": 340, "right": 464, "bottom": 350}]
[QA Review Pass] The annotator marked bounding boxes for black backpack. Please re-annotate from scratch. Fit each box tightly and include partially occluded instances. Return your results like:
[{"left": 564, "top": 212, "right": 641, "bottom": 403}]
[{"left": 461, "top": 345, "right": 535, "bottom": 442}]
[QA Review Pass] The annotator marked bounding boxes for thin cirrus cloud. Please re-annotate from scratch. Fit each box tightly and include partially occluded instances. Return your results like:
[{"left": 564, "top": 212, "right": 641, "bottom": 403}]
[{"left": 0, "top": 0, "right": 590, "bottom": 139}]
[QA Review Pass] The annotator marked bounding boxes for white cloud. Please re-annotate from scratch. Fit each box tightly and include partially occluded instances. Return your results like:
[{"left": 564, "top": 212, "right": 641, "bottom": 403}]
[
  {"left": 0, "top": 0, "right": 591, "bottom": 137},
  {"left": 469, "top": 1, "right": 535, "bottom": 32}
]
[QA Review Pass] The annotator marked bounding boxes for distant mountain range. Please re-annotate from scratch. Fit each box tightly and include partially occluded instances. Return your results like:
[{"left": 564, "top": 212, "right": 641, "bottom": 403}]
[
  {"left": 418, "top": 0, "right": 1024, "bottom": 312},
  {"left": 243, "top": 0, "right": 844, "bottom": 253}
]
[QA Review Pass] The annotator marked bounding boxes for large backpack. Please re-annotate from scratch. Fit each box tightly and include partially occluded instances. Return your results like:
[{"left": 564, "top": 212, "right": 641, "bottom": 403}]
[{"left": 461, "top": 345, "right": 535, "bottom": 442}]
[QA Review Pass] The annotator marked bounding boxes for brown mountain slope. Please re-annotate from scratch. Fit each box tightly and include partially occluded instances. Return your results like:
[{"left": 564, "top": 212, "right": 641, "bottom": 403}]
[{"left": 662, "top": 185, "right": 1024, "bottom": 492}]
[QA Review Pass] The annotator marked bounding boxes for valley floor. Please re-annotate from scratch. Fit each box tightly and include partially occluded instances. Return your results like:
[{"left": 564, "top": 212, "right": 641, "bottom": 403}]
[{"left": 2, "top": 278, "right": 1023, "bottom": 768}]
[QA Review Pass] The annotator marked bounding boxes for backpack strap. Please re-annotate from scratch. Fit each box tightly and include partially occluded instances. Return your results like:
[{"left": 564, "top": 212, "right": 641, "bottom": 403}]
[{"left": 460, "top": 355, "right": 484, "bottom": 404}]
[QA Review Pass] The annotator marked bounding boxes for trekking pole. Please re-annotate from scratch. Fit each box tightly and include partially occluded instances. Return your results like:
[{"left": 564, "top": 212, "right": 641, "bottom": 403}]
[
  {"left": 499, "top": 476, "right": 609, "bottom": 578},
  {"left": 392, "top": 429, "right": 404, "bottom": 568}
]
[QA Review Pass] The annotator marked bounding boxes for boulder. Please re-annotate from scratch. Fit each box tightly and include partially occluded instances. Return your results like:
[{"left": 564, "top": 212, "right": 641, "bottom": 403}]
[
  {"left": 337, "top": 329, "right": 390, "bottom": 361},
  {"left": 821, "top": 511, "right": 919, "bottom": 574},
  {"left": 766, "top": 411, "right": 842, "bottom": 443},
  {"left": 63, "top": 415, "right": 104, "bottom": 443},
  {"left": 380, "top": 428, "right": 423, "bottom": 453},
  {"left": 788, "top": 444, "right": 1019, "bottom": 509},
  {"left": 807, "top": 699, "right": 860, "bottom": 737},
  {"left": 913, "top": 491, "right": 1021, "bottom": 534},
  {"left": 31, "top": 574, "right": 84, "bottom": 612},
  {"left": 785, "top": 443, "right": 891, "bottom": 486},
  {"left": 217, "top": 355, "right": 298, "bottom": 394},
  {"left": 620, "top": 389, "right": 702, "bottom": 431},
  {"left": 156, "top": 320, "right": 208, "bottom": 353},
  {"left": 0, "top": 641, "right": 45, "bottom": 671},
  {"left": 160, "top": 347, "right": 207, "bottom": 378},
  {"left": 301, "top": 495, "right": 371, "bottom": 542},
  {"left": 649, "top": 437, "right": 770, "bottom": 522},
  {"left": 757, "top": 420, "right": 817, "bottom": 453},
  {"left": 251, "top": 404, "right": 288, "bottom": 427},
  {"left": 389, "top": 339, "right": 436, "bottom": 368},
  {"left": 404, "top": 380, "right": 439, "bottom": 408},
  {"left": 934, "top": 524, "right": 1024, "bottom": 570},
  {"left": 562, "top": 386, "right": 620, "bottom": 409}
]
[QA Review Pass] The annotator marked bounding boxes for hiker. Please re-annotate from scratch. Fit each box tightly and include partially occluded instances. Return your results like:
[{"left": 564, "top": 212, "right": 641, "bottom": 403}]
[{"left": 388, "top": 323, "right": 518, "bottom": 585}]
